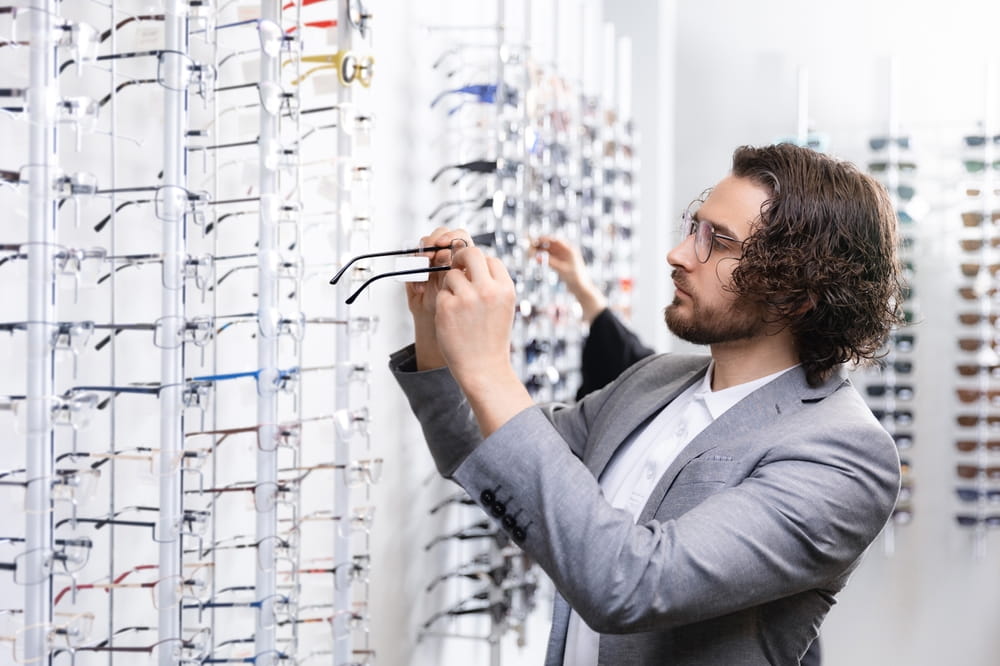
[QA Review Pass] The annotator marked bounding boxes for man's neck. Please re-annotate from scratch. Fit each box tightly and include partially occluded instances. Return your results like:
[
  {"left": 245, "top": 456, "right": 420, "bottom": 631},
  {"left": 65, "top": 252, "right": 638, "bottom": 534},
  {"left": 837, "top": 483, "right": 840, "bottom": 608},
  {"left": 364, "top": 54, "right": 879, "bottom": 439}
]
[{"left": 708, "top": 334, "right": 800, "bottom": 391}]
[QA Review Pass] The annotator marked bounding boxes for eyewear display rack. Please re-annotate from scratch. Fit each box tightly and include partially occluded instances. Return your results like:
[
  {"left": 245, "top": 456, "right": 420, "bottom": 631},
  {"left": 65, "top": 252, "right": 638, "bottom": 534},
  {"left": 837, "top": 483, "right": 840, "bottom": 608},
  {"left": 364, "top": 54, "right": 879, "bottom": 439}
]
[
  {"left": 953, "top": 67, "right": 1000, "bottom": 559},
  {"left": 861, "top": 61, "right": 917, "bottom": 556},
  {"left": 0, "top": 1, "right": 376, "bottom": 665},
  {"left": 417, "top": 1, "right": 636, "bottom": 664}
]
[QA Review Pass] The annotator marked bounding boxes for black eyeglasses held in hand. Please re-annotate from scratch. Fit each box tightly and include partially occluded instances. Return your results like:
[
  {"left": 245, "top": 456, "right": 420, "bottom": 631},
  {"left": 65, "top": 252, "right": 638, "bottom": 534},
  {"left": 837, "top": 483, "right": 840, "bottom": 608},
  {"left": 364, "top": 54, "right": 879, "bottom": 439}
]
[{"left": 329, "top": 238, "right": 468, "bottom": 304}]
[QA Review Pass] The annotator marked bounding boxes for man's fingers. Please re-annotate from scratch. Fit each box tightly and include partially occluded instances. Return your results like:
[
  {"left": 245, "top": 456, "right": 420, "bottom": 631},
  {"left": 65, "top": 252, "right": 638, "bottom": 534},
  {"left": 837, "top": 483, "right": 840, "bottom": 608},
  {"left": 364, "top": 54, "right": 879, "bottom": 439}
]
[{"left": 449, "top": 245, "right": 490, "bottom": 279}]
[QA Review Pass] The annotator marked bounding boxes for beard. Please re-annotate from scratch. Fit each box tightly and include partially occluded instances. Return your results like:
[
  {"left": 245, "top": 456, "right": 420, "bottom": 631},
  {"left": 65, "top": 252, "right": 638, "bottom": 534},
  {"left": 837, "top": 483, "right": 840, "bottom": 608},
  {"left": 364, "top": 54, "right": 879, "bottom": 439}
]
[{"left": 664, "top": 274, "right": 766, "bottom": 345}]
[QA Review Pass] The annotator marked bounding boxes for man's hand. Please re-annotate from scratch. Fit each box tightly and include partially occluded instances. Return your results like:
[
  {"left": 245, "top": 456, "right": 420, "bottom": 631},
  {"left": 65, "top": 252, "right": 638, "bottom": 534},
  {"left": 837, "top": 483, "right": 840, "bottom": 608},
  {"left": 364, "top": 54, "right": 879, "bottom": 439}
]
[
  {"left": 533, "top": 235, "right": 607, "bottom": 323},
  {"left": 405, "top": 227, "right": 469, "bottom": 370},
  {"left": 434, "top": 244, "right": 533, "bottom": 437}
]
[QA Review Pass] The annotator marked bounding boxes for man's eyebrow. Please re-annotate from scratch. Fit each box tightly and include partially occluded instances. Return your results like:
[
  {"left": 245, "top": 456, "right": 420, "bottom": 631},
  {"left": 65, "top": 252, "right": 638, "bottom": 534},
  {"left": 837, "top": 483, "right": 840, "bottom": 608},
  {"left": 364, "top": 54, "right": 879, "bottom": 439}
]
[{"left": 693, "top": 210, "right": 741, "bottom": 241}]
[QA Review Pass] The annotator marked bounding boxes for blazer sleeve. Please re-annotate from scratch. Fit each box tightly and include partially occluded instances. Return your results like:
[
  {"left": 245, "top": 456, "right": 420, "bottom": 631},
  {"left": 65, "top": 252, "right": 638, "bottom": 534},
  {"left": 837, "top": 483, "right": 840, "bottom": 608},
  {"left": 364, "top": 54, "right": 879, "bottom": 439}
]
[
  {"left": 576, "top": 308, "right": 656, "bottom": 400},
  {"left": 448, "top": 378, "right": 900, "bottom": 633}
]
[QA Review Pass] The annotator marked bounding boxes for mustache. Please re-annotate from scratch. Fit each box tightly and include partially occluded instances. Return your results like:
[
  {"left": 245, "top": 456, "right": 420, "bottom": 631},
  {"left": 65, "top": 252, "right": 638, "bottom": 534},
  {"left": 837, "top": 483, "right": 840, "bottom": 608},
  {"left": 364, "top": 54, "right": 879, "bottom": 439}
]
[{"left": 671, "top": 269, "right": 691, "bottom": 293}]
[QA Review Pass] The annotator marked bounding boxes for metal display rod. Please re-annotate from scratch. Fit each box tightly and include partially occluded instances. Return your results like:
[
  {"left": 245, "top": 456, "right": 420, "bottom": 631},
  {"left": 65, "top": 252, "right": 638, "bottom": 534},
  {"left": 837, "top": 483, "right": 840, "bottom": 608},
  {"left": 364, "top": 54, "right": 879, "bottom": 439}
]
[
  {"left": 24, "top": 1, "right": 58, "bottom": 661},
  {"left": 158, "top": 1, "right": 189, "bottom": 662}
]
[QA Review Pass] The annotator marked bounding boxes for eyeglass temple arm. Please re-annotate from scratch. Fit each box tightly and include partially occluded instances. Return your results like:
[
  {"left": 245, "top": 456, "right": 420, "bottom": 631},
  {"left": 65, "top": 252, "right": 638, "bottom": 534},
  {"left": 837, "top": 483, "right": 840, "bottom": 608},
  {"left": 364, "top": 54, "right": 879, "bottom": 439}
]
[
  {"left": 328, "top": 244, "right": 450, "bottom": 285},
  {"left": 345, "top": 266, "right": 451, "bottom": 304}
]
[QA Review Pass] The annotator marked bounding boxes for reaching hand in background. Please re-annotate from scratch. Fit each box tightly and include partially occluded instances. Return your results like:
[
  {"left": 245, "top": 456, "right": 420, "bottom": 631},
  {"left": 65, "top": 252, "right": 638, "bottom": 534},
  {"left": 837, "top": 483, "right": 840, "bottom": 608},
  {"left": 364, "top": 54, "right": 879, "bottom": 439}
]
[{"left": 533, "top": 235, "right": 608, "bottom": 323}]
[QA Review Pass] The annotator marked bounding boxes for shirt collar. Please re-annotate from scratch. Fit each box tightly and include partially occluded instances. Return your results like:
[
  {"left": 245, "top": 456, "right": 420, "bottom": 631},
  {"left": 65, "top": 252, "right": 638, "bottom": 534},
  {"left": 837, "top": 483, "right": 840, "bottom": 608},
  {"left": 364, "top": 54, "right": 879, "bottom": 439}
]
[{"left": 692, "top": 361, "right": 800, "bottom": 420}]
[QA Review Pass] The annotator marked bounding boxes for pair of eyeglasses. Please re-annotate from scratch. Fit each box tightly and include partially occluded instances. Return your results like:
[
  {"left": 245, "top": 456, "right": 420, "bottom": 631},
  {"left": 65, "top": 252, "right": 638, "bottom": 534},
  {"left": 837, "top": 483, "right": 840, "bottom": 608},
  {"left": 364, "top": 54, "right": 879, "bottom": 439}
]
[
  {"left": 430, "top": 83, "right": 518, "bottom": 116},
  {"left": 277, "top": 458, "right": 383, "bottom": 488},
  {"left": 964, "top": 159, "right": 1000, "bottom": 174},
  {"left": 957, "top": 414, "right": 1000, "bottom": 428},
  {"left": 285, "top": 553, "right": 371, "bottom": 587},
  {"left": 958, "top": 285, "right": 999, "bottom": 300},
  {"left": 964, "top": 134, "right": 1000, "bottom": 147},
  {"left": 959, "top": 237, "right": 1000, "bottom": 252},
  {"left": 286, "top": 50, "right": 374, "bottom": 88},
  {"left": 0, "top": 392, "right": 101, "bottom": 432},
  {"left": 866, "top": 384, "right": 914, "bottom": 400},
  {"left": 960, "top": 263, "right": 1000, "bottom": 278},
  {"left": 278, "top": 505, "right": 375, "bottom": 540},
  {"left": 54, "top": 505, "right": 209, "bottom": 541},
  {"left": 892, "top": 432, "right": 913, "bottom": 450},
  {"left": 960, "top": 211, "right": 1000, "bottom": 227},
  {"left": 57, "top": 445, "right": 210, "bottom": 479},
  {"left": 59, "top": 49, "right": 217, "bottom": 102},
  {"left": 876, "top": 360, "right": 913, "bottom": 374},
  {"left": 871, "top": 408, "right": 913, "bottom": 426},
  {"left": 958, "top": 312, "right": 1000, "bottom": 326},
  {"left": 869, "top": 136, "right": 910, "bottom": 151},
  {"left": 956, "top": 387, "right": 1000, "bottom": 405},
  {"left": 53, "top": 561, "right": 212, "bottom": 607},
  {"left": 868, "top": 161, "right": 916, "bottom": 173},
  {"left": 184, "top": 480, "right": 298, "bottom": 515},
  {"left": 184, "top": 413, "right": 338, "bottom": 454},
  {"left": 955, "top": 513, "right": 1000, "bottom": 528},
  {"left": 956, "top": 487, "right": 1000, "bottom": 503},
  {"left": 957, "top": 338, "right": 998, "bottom": 352},
  {"left": 0, "top": 466, "right": 101, "bottom": 507},
  {"left": 51, "top": 625, "right": 209, "bottom": 660},
  {"left": 0, "top": 611, "right": 96, "bottom": 661},
  {"left": 956, "top": 464, "right": 1000, "bottom": 479},
  {"left": 956, "top": 438, "right": 1000, "bottom": 452},
  {"left": 680, "top": 204, "right": 742, "bottom": 263},
  {"left": 0, "top": 536, "right": 93, "bottom": 585},
  {"left": 329, "top": 238, "right": 470, "bottom": 304},
  {"left": 956, "top": 362, "right": 1000, "bottom": 377}
]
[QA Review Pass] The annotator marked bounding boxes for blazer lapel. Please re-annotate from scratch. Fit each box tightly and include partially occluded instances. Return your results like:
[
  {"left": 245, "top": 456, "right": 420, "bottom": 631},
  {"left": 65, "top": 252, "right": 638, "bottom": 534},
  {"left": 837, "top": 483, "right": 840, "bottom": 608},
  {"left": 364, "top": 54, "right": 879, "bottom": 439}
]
[
  {"left": 637, "top": 364, "right": 848, "bottom": 523},
  {"left": 585, "top": 356, "right": 710, "bottom": 478}
]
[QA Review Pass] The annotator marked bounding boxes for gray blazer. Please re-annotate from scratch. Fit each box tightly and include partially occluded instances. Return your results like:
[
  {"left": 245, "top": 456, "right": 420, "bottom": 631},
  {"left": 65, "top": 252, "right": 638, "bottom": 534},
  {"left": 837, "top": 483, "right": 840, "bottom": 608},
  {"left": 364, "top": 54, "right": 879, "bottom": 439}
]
[{"left": 390, "top": 347, "right": 901, "bottom": 665}]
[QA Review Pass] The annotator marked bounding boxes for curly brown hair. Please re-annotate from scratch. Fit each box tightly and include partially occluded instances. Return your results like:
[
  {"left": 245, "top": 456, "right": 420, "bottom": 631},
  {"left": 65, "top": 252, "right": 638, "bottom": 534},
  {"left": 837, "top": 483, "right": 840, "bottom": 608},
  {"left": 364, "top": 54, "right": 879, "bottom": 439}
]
[{"left": 727, "top": 143, "right": 907, "bottom": 387}]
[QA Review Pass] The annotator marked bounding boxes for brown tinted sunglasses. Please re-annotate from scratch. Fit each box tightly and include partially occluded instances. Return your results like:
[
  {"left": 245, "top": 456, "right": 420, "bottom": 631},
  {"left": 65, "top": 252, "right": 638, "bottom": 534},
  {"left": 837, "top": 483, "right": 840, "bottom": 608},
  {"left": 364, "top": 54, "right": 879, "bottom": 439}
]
[
  {"left": 956, "top": 439, "right": 1000, "bottom": 452},
  {"left": 956, "top": 463, "right": 1000, "bottom": 479},
  {"left": 961, "top": 211, "right": 1000, "bottom": 227}
]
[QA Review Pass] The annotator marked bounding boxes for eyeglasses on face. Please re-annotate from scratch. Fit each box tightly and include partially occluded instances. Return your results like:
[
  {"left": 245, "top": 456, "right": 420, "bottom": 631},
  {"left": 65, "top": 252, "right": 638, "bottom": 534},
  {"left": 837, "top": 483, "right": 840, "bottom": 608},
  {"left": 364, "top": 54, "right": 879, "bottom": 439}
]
[{"left": 680, "top": 205, "right": 742, "bottom": 263}]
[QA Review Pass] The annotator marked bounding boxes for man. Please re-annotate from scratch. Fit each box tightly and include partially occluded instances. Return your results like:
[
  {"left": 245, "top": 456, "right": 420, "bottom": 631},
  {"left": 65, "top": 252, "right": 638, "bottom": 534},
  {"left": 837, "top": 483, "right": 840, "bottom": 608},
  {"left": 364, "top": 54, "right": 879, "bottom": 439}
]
[{"left": 390, "top": 143, "right": 904, "bottom": 665}]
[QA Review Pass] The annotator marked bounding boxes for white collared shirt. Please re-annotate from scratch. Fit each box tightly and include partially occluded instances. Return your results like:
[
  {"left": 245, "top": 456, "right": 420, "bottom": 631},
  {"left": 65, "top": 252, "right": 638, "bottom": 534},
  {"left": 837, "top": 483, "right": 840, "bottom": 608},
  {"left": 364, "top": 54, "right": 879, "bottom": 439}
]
[{"left": 562, "top": 361, "right": 798, "bottom": 666}]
